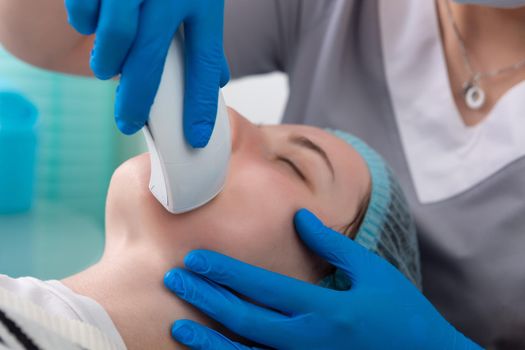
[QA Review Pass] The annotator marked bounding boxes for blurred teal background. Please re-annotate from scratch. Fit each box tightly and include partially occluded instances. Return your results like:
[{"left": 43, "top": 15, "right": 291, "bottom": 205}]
[{"left": 0, "top": 46, "right": 145, "bottom": 280}]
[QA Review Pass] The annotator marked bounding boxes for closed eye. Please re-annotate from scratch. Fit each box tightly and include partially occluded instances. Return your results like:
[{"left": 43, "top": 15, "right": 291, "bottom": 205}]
[{"left": 276, "top": 156, "right": 307, "bottom": 182}]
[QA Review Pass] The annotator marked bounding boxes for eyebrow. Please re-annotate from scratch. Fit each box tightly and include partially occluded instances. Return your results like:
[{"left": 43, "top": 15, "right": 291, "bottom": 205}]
[{"left": 289, "top": 135, "right": 335, "bottom": 181}]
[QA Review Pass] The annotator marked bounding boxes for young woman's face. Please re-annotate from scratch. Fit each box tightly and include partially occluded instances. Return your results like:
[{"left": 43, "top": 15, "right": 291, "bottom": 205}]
[{"left": 106, "top": 109, "right": 370, "bottom": 283}]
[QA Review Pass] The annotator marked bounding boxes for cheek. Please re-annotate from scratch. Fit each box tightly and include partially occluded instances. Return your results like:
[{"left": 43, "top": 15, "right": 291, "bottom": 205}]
[{"left": 191, "top": 159, "right": 315, "bottom": 278}]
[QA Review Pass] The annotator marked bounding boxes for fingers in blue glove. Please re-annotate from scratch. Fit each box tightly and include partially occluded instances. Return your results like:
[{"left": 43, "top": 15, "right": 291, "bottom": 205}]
[
  {"left": 164, "top": 269, "right": 292, "bottom": 348},
  {"left": 113, "top": 0, "right": 229, "bottom": 141},
  {"left": 66, "top": 0, "right": 229, "bottom": 140},
  {"left": 182, "top": 1, "right": 229, "bottom": 147},
  {"left": 294, "top": 208, "right": 374, "bottom": 285},
  {"left": 114, "top": 0, "right": 183, "bottom": 135},
  {"left": 220, "top": 55, "right": 231, "bottom": 88},
  {"left": 172, "top": 319, "right": 251, "bottom": 350},
  {"left": 64, "top": 0, "right": 100, "bottom": 35},
  {"left": 90, "top": 0, "right": 142, "bottom": 80},
  {"left": 181, "top": 250, "right": 323, "bottom": 315}
]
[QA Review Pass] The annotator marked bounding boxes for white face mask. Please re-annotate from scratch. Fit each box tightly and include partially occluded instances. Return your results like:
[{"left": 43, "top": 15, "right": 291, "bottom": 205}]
[{"left": 454, "top": 0, "right": 525, "bottom": 8}]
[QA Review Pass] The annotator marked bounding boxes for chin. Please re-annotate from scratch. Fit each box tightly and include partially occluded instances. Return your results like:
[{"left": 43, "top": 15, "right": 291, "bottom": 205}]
[{"left": 105, "top": 153, "right": 168, "bottom": 233}]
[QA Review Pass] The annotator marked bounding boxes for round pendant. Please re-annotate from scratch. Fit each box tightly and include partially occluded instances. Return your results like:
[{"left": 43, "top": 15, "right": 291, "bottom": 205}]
[{"left": 464, "top": 85, "right": 485, "bottom": 110}]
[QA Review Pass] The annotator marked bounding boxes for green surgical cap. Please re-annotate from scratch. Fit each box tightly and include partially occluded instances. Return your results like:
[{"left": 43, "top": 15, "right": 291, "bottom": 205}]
[{"left": 320, "top": 129, "right": 422, "bottom": 290}]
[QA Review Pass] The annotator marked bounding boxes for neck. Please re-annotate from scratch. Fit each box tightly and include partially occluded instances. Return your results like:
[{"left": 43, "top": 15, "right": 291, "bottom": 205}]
[
  {"left": 447, "top": 1, "right": 525, "bottom": 69},
  {"left": 436, "top": 0, "right": 525, "bottom": 125},
  {"left": 61, "top": 229, "right": 205, "bottom": 350}
]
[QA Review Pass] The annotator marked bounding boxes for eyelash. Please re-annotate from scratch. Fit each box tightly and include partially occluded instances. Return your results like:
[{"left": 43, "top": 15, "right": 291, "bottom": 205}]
[{"left": 276, "top": 156, "right": 307, "bottom": 182}]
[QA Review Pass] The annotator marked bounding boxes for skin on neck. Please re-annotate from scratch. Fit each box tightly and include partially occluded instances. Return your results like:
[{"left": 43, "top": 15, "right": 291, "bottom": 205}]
[
  {"left": 436, "top": 0, "right": 525, "bottom": 126},
  {"left": 451, "top": 4, "right": 525, "bottom": 51},
  {"left": 62, "top": 225, "right": 200, "bottom": 350}
]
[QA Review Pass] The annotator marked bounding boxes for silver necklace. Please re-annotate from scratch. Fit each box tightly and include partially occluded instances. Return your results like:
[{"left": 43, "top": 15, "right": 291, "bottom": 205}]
[{"left": 444, "top": 0, "right": 525, "bottom": 110}]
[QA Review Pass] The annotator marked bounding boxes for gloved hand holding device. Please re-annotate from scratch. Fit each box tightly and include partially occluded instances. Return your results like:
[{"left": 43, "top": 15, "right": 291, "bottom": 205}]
[
  {"left": 164, "top": 209, "right": 482, "bottom": 350},
  {"left": 64, "top": 0, "right": 230, "bottom": 147}
]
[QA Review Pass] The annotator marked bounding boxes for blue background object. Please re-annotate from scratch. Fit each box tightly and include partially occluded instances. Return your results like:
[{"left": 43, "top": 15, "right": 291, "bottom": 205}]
[
  {"left": 0, "top": 90, "right": 38, "bottom": 214},
  {"left": 0, "top": 48, "right": 118, "bottom": 222}
]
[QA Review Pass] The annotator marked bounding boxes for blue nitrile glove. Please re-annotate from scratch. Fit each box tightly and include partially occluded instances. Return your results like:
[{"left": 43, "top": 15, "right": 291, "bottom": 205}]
[
  {"left": 164, "top": 209, "right": 483, "bottom": 350},
  {"left": 64, "top": 0, "right": 230, "bottom": 146}
]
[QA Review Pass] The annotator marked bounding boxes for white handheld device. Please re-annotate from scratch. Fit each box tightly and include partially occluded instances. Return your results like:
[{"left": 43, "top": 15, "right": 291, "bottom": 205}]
[{"left": 143, "top": 30, "right": 231, "bottom": 214}]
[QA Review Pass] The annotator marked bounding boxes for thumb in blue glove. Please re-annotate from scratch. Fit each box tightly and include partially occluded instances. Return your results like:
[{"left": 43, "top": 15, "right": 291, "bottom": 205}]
[
  {"left": 65, "top": 0, "right": 230, "bottom": 147},
  {"left": 164, "top": 209, "right": 482, "bottom": 350}
]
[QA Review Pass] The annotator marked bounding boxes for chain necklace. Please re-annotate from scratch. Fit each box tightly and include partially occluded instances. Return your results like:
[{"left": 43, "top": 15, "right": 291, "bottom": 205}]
[{"left": 444, "top": 0, "right": 525, "bottom": 110}]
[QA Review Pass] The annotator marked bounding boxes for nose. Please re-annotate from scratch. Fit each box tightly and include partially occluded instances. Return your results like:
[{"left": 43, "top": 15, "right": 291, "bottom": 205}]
[
  {"left": 227, "top": 108, "right": 238, "bottom": 152},
  {"left": 226, "top": 108, "right": 265, "bottom": 155},
  {"left": 228, "top": 107, "right": 248, "bottom": 153}
]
